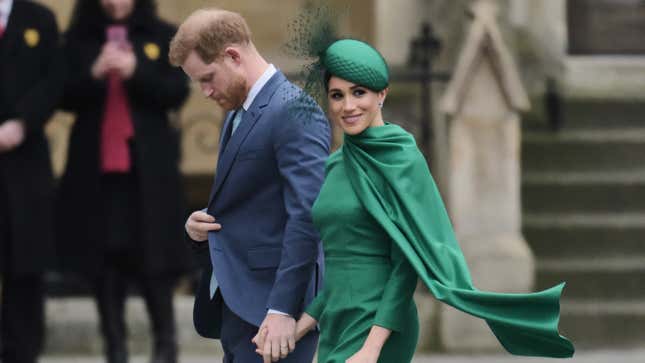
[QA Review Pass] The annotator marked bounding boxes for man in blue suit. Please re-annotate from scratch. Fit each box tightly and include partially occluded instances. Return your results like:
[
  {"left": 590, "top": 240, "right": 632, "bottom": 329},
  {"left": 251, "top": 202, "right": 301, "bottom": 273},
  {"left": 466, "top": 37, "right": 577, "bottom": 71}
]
[{"left": 169, "top": 8, "right": 330, "bottom": 363}]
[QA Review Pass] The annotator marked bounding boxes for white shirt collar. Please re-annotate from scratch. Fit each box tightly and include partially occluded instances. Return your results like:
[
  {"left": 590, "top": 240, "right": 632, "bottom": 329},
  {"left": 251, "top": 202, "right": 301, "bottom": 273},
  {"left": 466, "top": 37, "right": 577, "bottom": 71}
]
[
  {"left": 242, "top": 64, "right": 277, "bottom": 111},
  {"left": 0, "top": 0, "right": 13, "bottom": 29}
]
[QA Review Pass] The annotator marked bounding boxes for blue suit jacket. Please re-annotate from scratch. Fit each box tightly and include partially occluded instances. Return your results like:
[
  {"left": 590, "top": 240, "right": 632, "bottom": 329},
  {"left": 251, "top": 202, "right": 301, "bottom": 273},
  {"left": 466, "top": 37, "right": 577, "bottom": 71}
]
[{"left": 192, "top": 71, "right": 330, "bottom": 338}]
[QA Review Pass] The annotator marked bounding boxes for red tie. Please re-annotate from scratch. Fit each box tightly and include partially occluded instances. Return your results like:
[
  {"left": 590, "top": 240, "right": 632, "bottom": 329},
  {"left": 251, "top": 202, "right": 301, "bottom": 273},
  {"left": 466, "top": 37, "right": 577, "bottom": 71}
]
[
  {"left": 100, "top": 71, "right": 135, "bottom": 173},
  {"left": 0, "top": 19, "right": 5, "bottom": 39}
]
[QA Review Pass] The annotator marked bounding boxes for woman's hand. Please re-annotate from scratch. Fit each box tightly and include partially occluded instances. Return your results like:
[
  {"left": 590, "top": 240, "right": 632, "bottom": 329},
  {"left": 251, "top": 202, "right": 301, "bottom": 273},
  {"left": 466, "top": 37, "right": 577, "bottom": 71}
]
[
  {"left": 91, "top": 42, "right": 137, "bottom": 80},
  {"left": 295, "top": 312, "right": 317, "bottom": 341},
  {"left": 345, "top": 325, "right": 391, "bottom": 363},
  {"left": 345, "top": 346, "right": 380, "bottom": 363},
  {"left": 91, "top": 43, "right": 113, "bottom": 80}
]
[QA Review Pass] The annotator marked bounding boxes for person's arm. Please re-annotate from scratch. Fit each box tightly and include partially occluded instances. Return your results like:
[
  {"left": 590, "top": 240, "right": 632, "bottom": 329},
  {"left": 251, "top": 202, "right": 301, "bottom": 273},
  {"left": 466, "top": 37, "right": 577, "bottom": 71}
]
[
  {"left": 257, "top": 96, "right": 330, "bottom": 363},
  {"left": 372, "top": 241, "right": 418, "bottom": 332},
  {"left": 348, "top": 241, "right": 417, "bottom": 361},
  {"left": 61, "top": 34, "right": 107, "bottom": 111},
  {"left": 14, "top": 9, "right": 65, "bottom": 134},
  {"left": 266, "top": 97, "right": 330, "bottom": 315}
]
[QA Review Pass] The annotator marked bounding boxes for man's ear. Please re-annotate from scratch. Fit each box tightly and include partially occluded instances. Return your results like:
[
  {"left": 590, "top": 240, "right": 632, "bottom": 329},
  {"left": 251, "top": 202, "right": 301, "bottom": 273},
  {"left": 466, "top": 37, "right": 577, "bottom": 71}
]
[{"left": 224, "top": 47, "right": 242, "bottom": 64}]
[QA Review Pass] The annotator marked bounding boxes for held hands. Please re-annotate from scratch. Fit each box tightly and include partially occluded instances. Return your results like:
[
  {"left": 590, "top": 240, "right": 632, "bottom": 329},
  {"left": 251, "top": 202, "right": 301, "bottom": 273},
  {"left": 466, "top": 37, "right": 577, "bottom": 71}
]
[
  {"left": 91, "top": 42, "right": 137, "bottom": 80},
  {"left": 253, "top": 313, "right": 296, "bottom": 363},
  {"left": 252, "top": 312, "right": 317, "bottom": 362},
  {"left": 0, "top": 120, "right": 26, "bottom": 153},
  {"left": 185, "top": 210, "right": 221, "bottom": 242}
]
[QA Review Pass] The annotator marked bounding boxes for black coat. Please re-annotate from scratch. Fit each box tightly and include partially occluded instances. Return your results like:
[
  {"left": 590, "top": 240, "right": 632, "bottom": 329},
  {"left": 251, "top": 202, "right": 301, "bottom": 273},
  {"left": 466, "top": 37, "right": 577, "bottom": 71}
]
[
  {"left": 0, "top": 0, "right": 63, "bottom": 276},
  {"left": 56, "top": 11, "right": 191, "bottom": 276}
]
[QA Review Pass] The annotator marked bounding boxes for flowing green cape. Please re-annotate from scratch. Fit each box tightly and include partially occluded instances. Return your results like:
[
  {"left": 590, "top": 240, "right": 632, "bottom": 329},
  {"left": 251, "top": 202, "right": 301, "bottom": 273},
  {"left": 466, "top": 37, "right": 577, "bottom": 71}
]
[{"left": 342, "top": 124, "right": 574, "bottom": 358}]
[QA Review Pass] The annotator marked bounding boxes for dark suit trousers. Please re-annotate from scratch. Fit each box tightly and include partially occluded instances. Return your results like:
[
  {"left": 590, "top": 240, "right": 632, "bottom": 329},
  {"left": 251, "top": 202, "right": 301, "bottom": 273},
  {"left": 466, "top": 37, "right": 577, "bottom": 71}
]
[
  {"left": 220, "top": 299, "right": 318, "bottom": 363},
  {"left": 0, "top": 176, "right": 45, "bottom": 363}
]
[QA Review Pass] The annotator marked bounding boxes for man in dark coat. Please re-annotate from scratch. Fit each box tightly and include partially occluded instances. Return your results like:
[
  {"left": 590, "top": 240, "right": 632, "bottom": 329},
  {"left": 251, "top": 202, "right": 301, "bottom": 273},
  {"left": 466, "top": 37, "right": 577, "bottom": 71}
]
[
  {"left": 0, "top": 0, "right": 64, "bottom": 362},
  {"left": 56, "top": 1, "right": 190, "bottom": 362}
]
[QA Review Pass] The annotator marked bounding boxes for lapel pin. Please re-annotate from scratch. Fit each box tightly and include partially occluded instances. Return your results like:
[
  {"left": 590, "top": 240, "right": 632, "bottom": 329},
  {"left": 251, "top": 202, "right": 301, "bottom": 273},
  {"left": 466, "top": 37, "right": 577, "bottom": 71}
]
[
  {"left": 144, "top": 42, "right": 160, "bottom": 60},
  {"left": 24, "top": 28, "right": 40, "bottom": 47}
]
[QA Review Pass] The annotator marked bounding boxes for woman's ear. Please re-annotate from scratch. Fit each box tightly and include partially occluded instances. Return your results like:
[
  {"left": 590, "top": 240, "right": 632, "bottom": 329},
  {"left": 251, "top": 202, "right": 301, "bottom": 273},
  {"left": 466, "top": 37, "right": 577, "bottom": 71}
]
[{"left": 378, "top": 87, "right": 389, "bottom": 105}]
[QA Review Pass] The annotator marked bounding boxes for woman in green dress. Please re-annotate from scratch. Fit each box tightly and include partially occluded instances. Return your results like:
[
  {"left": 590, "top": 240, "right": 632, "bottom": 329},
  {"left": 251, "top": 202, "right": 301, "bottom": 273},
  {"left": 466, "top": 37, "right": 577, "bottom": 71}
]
[{"left": 256, "top": 38, "right": 574, "bottom": 363}]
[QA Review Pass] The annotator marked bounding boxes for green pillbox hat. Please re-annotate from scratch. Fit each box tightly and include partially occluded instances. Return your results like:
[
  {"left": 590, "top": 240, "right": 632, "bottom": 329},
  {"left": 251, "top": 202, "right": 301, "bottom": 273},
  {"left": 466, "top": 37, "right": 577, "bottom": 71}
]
[{"left": 322, "top": 39, "right": 389, "bottom": 92}]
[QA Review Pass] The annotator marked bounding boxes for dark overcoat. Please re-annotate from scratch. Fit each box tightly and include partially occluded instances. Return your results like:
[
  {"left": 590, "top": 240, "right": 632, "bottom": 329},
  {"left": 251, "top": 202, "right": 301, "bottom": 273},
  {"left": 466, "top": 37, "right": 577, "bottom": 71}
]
[
  {"left": 0, "top": 0, "right": 63, "bottom": 276},
  {"left": 56, "top": 9, "right": 191, "bottom": 276}
]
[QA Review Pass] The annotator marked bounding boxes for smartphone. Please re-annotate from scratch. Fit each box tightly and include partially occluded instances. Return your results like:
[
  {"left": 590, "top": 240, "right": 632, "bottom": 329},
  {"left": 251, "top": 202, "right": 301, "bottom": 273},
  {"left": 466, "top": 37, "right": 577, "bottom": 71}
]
[{"left": 106, "top": 25, "right": 129, "bottom": 49}]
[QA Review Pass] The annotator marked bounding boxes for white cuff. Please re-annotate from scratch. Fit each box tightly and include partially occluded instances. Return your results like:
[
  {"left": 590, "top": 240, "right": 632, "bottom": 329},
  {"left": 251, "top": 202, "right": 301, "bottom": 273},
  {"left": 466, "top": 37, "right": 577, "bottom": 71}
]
[{"left": 267, "top": 309, "right": 290, "bottom": 317}]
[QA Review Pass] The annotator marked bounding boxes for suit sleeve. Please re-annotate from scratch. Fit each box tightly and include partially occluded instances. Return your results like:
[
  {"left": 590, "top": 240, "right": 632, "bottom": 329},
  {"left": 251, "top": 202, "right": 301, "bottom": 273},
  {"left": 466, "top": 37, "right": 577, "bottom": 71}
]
[
  {"left": 14, "top": 9, "right": 65, "bottom": 133},
  {"left": 266, "top": 96, "right": 331, "bottom": 316},
  {"left": 373, "top": 240, "right": 418, "bottom": 332}
]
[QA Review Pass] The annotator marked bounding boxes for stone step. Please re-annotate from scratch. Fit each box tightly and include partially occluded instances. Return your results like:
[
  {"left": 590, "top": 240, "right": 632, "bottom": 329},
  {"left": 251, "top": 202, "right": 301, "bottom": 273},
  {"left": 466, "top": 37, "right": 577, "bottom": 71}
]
[
  {"left": 535, "top": 257, "right": 645, "bottom": 300},
  {"left": 522, "top": 129, "right": 645, "bottom": 173},
  {"left": 522, "top": 171, "right": 645, "bottom": 213},
  {"left": 524, "top": 100, "right": 645, "bottom": 131},
  {"left": 559, "top": 299, "right": 645, "bottom": 348},
  {"left": 44, "top": 294, "right": 439, "bottom": 355},
  {"left": 524, "top": 213, "right": 645, "bottom": 259},
  {"left": 44, "top": 296, "right": 222, "bottom": 355}
]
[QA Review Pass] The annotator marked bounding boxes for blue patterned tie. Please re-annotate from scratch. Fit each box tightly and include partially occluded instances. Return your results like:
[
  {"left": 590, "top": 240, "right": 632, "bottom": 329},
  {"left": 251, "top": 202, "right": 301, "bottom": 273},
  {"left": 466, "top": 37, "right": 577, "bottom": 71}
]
[{"left": 232, "top": 108, "right": 244, "bottom": 134}]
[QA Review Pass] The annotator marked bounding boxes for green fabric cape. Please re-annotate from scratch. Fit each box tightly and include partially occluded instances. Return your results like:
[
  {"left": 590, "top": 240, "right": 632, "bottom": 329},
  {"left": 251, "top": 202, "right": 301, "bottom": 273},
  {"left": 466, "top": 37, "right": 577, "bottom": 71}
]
[{"left": 342, "top": 123, "right": 574, "bottom": 358}]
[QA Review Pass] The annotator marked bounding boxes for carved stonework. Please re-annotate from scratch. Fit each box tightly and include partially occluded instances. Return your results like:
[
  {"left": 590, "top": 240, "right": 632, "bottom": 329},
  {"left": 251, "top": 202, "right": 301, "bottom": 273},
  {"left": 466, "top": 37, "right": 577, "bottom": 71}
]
[{"left": 439, "top": 0, "right": 534, "bottom": 352}]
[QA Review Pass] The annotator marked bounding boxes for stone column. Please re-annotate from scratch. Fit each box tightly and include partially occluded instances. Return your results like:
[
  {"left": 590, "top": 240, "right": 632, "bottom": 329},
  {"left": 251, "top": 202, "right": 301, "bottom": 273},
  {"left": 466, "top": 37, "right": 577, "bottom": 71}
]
[{"left": 439, "top": 0, "right": 535, "bottom": 352}]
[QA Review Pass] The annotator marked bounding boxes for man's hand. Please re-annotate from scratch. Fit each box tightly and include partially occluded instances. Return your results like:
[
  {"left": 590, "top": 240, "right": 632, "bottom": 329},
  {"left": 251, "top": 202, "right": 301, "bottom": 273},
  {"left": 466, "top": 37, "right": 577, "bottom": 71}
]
[
  {"left": 185, "top": 210, "right": 221, "bottom": 242},
  {"left": 253, "top": 313, "right": 296, "bottom": 362},
  {"left": 0, "top": 120, "right": 26, "bottom": 153}
]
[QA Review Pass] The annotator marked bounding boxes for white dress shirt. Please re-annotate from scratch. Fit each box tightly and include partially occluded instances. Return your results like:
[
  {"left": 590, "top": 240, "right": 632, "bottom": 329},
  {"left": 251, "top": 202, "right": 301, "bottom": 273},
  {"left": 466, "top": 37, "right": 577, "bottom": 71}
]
[{"left": 0, "top": 0, "right": 14, "bottom": 30}]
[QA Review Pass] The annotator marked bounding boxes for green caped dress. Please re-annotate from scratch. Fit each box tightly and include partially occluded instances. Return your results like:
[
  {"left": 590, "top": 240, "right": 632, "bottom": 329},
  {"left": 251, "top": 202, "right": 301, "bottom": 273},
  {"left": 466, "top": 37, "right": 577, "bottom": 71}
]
[{"left": 306, "top": 123, "right": 574, "bottom": 363}]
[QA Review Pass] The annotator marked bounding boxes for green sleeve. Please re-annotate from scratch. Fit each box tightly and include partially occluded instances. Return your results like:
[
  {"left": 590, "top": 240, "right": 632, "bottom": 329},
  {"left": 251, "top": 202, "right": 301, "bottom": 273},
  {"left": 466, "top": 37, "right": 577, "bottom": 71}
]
[
  {"left": 373, "top": 241, "right": 418, "bottom": 332},
  {"left": 304, "top": 288, "right": 327, "bottom": 320}
]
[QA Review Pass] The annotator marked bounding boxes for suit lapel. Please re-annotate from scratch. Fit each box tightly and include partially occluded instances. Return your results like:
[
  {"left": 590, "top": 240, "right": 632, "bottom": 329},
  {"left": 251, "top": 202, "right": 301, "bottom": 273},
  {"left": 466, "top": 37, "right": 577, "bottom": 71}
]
[
  {"left": 218, "top": 111, "right": 235, "bottom": 154},
  {"left": 207, "top": 71, "right": 286, "bottom": 209},
  {"left": 206, "top": 112, "right": 235, "bottom": 204}
]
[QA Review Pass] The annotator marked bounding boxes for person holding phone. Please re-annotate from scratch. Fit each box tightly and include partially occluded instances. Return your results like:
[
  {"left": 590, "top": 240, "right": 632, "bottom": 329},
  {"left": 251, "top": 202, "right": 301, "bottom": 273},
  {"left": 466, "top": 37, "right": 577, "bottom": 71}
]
[{"left": 56, "top": 1, "right": 190, "bottom": 362}]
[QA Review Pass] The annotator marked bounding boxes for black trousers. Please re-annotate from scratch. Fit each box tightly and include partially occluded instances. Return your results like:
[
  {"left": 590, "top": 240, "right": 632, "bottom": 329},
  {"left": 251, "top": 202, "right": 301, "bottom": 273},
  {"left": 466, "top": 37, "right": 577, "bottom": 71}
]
[
  {"left": 95, "top": 174, "right": 177, "bottom": 363},
  {"left": 0, "top": 176, "right": 45, "bottom": 363}
]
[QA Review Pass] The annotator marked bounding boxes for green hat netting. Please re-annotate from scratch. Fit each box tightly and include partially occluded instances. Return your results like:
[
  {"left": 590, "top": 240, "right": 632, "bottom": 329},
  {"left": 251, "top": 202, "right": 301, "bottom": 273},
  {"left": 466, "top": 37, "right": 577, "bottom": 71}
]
[{"left": 284, "top": 4, "right": 389, "bottom": 109}]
